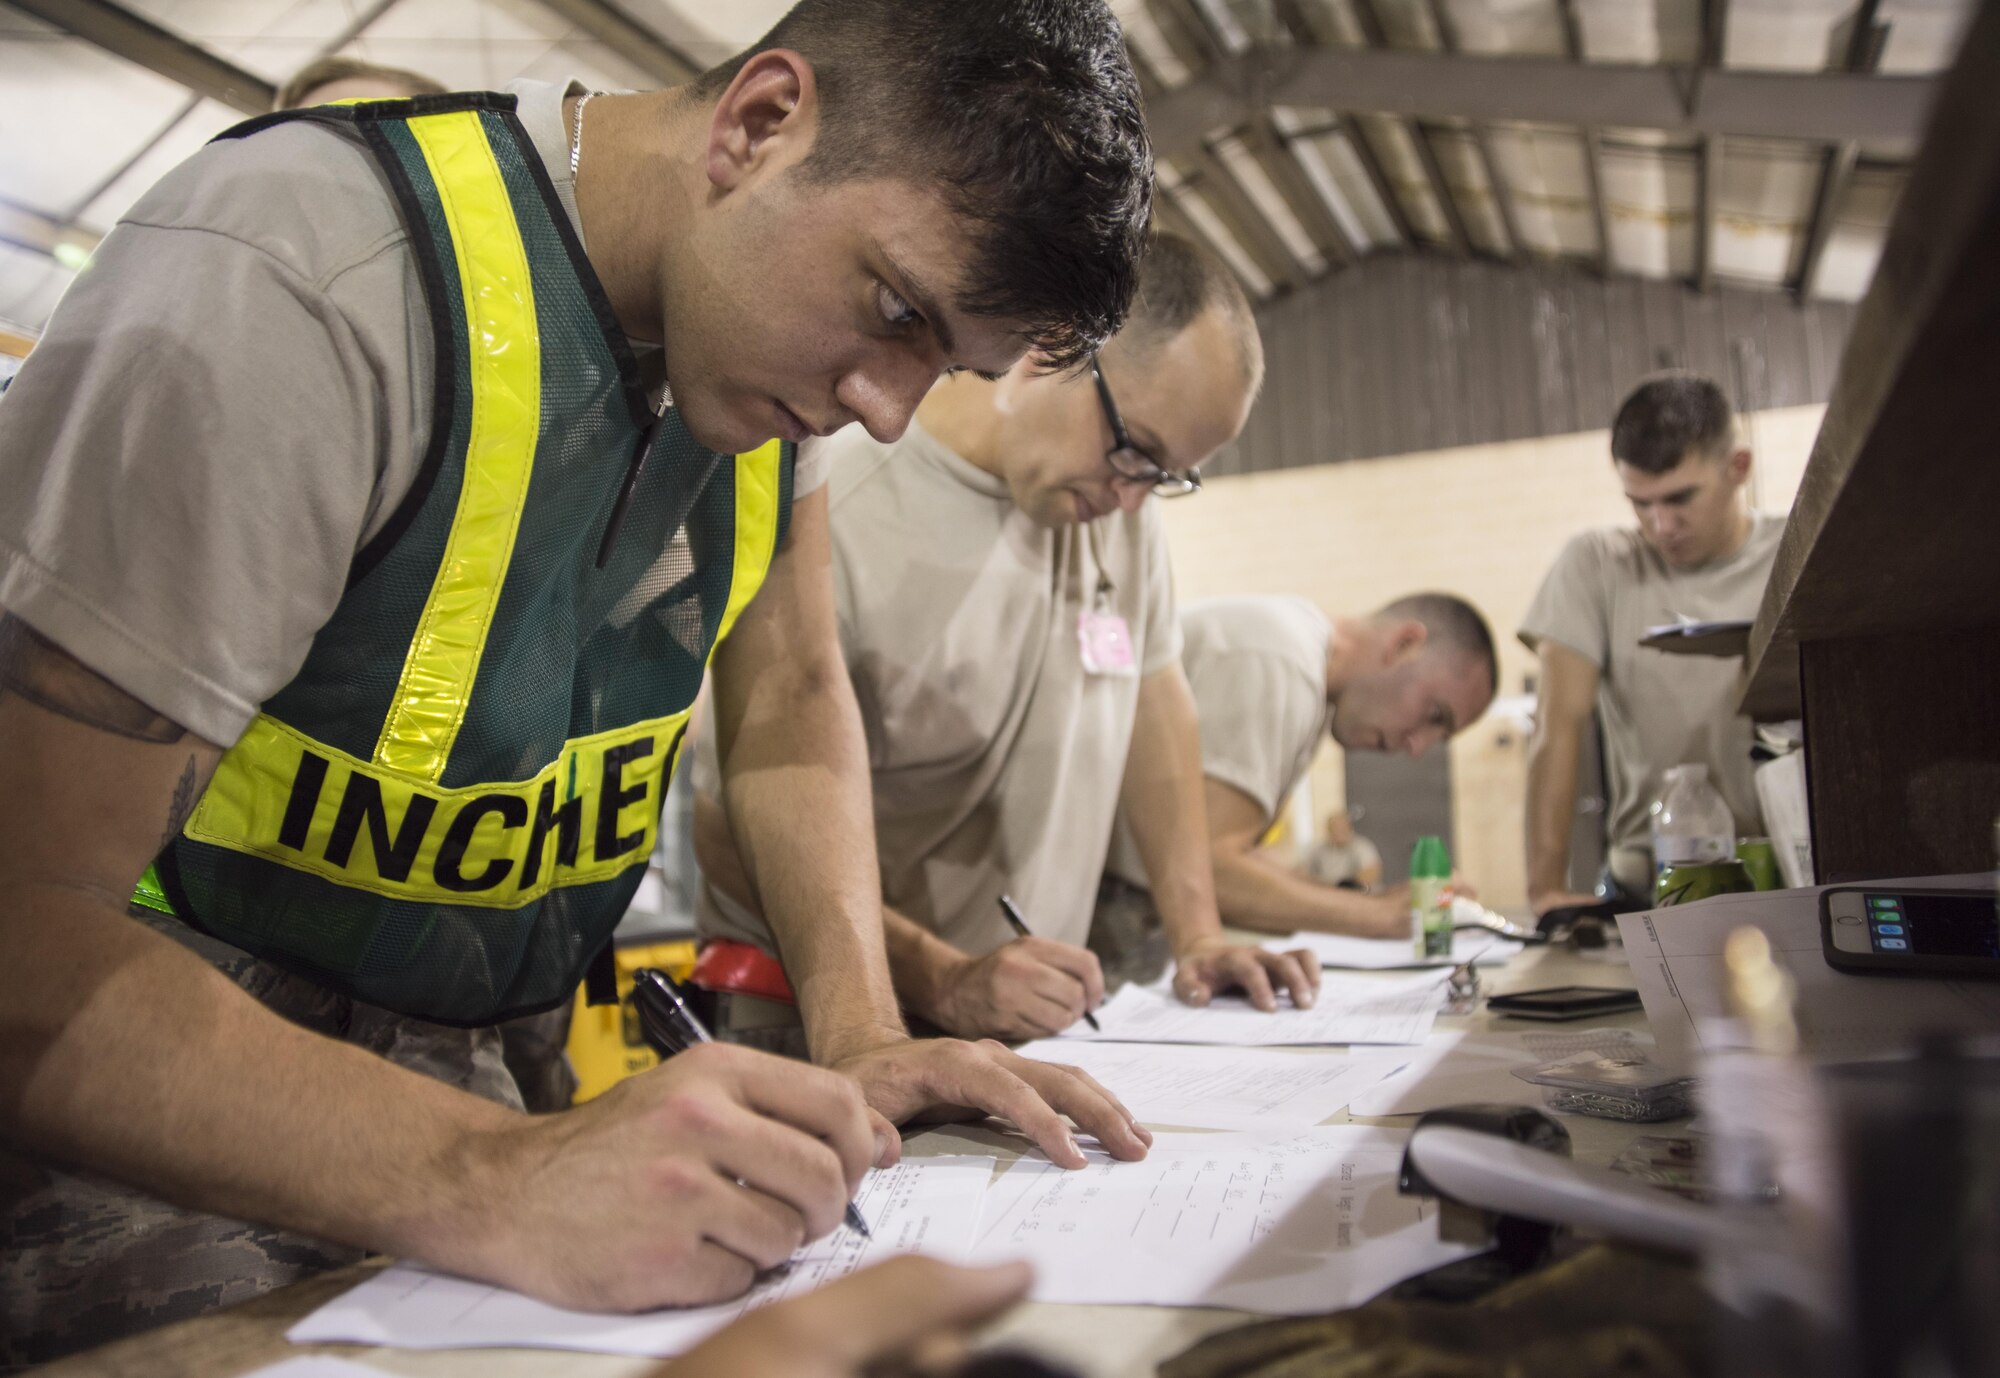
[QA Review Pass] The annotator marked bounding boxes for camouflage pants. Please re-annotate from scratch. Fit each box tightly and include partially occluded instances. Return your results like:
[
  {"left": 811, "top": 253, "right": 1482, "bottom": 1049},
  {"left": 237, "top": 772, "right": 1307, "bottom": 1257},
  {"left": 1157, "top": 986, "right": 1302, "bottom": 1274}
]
[{"left": 0, "top": 913, "right": 574, "bottom": 1371}]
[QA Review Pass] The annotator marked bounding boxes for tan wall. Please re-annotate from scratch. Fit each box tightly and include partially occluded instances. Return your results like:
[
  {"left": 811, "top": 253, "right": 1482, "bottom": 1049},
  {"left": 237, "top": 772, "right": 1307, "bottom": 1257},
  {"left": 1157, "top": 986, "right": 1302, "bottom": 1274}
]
[{"left": 1162, "top": 403, "right": 1826, "bottom": 913}]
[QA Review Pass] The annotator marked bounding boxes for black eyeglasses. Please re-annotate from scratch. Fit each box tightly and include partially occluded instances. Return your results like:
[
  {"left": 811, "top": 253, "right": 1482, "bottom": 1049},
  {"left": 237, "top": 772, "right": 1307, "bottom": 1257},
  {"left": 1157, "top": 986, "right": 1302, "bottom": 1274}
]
[{"left": 1091, "top": 359, "right": 1201, "bottom": 498}]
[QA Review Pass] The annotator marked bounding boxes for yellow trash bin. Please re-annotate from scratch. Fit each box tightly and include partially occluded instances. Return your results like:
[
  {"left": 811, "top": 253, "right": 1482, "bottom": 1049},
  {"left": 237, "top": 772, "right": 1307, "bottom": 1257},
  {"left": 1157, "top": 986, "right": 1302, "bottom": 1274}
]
[{"left": 565, "top": 938, "right": 698, "bottom": 1104}]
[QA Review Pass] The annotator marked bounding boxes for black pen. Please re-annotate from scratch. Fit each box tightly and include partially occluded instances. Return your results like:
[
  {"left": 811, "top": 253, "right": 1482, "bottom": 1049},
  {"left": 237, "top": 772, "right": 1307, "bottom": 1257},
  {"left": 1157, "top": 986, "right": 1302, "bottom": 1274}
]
[
  {"left": 632, "top": 968, "right": 872, "bottom": 1239},
  {"left": 995, "top": 894, "right": 1101, "bottom": 1031}
]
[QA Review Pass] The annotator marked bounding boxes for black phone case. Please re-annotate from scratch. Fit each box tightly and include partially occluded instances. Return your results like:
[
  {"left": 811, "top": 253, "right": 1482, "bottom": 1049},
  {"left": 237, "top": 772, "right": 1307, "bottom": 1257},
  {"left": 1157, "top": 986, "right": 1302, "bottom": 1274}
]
[{"left": 1485, "top": 985, "right": 1643, "bottom": 1020}]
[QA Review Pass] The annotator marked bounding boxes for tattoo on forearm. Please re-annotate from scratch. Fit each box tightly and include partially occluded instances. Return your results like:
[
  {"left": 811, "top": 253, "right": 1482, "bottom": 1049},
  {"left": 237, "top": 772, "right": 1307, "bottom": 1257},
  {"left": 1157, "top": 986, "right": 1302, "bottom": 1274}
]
[
  {"left": 160, "top": 754, "right": 199, "bottom": 853},
  {"left": 0, "top": 614, "right": 188, "bottom": 743}
]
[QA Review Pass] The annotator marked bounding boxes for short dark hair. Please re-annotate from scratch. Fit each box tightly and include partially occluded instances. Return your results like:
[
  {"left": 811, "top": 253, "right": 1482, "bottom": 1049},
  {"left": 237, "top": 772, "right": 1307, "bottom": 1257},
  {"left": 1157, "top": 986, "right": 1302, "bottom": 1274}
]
[
  {"left": 1377, "top": 592, "right": 1499, "bottom": 695},
  {"left": 695, "top": 0, "right": 1152, "bottom": 370},
  {"left": 1117, "top": 232, "right": 1260, "bottom": 385},
  {"left": 275, "top": 57, "right": 446, "bottom": 111},
  {"left": 1611, "top": 373, "right": 1736, "bottom": 475}
]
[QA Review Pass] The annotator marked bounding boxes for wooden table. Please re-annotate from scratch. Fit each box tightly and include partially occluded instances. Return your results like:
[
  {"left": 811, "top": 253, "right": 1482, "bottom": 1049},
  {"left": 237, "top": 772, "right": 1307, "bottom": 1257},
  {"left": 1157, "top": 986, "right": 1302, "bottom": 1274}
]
[{"left": 40, "top": 939, "right": 1670, "bottom": 1378}]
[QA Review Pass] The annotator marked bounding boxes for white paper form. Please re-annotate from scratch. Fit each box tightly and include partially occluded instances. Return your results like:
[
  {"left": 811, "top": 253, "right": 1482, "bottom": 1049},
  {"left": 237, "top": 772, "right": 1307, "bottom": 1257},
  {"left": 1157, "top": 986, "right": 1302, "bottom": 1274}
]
[
  {"left": 239, "top": 1362, "right": 394, "bottom": 1378},
  {"left": 1060, "top": 969, "right": 1449, "bottom": 1046},
  {"left": 288, "top": 1156, "right": 995, "bottom": 1357},
  {"left": 1618, "top": 875, "right": 2000, "bottom": 1071},
  {"left": 1269, "top": 929, "right": 1523, "bottom": 971},
  {"left": 966, "top": 1127, "right": 1476, "bottom": 1313},
  {"left": 1012, "top": 1040, "right": 1409, "bottom": 1130},
  {"left": 1344, "top": 1027, "right": 1649, "bottom": 1118}
]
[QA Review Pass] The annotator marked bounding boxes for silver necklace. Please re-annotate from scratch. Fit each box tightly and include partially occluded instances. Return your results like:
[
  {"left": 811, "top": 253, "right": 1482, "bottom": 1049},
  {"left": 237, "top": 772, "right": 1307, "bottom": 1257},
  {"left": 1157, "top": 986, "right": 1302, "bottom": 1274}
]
[
  {"left": 568, "top": 89, "right": 671, "bottom": 414},
  {"left": 568, "top": 90, "right": 596, "bottom": 178}
]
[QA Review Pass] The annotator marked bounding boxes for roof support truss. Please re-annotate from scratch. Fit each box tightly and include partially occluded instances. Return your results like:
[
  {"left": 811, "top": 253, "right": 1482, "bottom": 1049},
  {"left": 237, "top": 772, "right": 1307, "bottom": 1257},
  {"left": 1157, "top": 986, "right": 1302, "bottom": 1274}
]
[
  {"left": 1348, "top": 0, "right": 1467, "bottom": 256},
  {"left": 2, "top": 0, "right": 273, "bottom": 114},
  {"left": 1696, "top": 134, "right": 1719, "bottom": 292},
  {"left": 1145, "top": 47, "right": 1936, "bottom": 160},
  {"left": 1183, "top": 144, "right": 1315, "bottom": 290},
  {"left": 1341, "top": 117, "right": 1419, "bottom": 247},
  {"left": 1411, "top": 122, "right": 1472, "bottom": 255},
  {"left": 1555, "top": 0, "right": 1612, "bottom": 272},
  {"left": 1581, "top": 127, "right": 1612, "bottom": 275},
  {"left": 0, "top": 197, "right": 102, "bottom": 263},
  {"left": 1422, "top": 0, "right": 1521, "bottom": 258},
  {"left": 1255, "top": 117, "right": 1360, "bottom": 265},
  {"left": 1793, "top": 0, "right": 1888, "bottom": 298}
]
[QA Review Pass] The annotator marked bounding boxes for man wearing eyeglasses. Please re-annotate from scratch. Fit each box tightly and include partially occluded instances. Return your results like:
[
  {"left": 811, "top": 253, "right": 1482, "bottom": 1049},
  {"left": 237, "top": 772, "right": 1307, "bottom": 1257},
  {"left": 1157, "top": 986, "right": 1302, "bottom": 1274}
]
[{"left": 689, "top": 233, "right": 1318, "bottom": 1046}]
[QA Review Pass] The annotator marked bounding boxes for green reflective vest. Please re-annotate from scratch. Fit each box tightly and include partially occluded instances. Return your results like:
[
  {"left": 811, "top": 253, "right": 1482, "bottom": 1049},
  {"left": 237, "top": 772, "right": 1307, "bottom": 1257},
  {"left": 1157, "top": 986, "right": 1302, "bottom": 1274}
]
[{"left": 141, "top": 93, "right": 793, "bottom": 1026}]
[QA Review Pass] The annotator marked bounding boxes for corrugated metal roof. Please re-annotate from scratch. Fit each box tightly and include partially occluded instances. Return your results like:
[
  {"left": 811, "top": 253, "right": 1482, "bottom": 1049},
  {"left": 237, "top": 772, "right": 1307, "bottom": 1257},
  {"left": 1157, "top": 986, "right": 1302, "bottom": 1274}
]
[{"left": 0, "top": 0, "right": 1977, "bottom": 335}]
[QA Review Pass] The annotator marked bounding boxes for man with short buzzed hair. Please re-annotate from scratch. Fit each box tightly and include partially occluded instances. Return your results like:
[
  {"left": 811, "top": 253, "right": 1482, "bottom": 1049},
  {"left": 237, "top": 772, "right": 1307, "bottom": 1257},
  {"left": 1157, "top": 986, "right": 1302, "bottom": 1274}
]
[
  {"left": 1520, "top": 372, "right": 1784, "bottom": 914},
  {"left": 275, "top": 56, "right": 447, "bottom": 109},
  {"left": 1103, "top": 592, "right": 1498, "bottom": 941}
]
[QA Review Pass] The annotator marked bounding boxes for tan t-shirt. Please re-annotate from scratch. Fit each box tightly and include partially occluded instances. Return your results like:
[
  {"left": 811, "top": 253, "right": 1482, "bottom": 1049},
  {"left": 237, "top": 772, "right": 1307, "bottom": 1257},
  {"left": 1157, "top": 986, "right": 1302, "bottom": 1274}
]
[
  {"left": 1518, "top": 515, "right": 1784, "bottom": 888},
  {"left": 695, "top": 419, "right": 1181, "bottom": 956},
  {"left": 1306, "top": 835, "right": 1381, "bottom": 886},
  {"left": 1106, "top": 595, "right": 1333, "bottom": 887},
  {"left": 0, "top": 79, "right": 828, "bottom": 748}
]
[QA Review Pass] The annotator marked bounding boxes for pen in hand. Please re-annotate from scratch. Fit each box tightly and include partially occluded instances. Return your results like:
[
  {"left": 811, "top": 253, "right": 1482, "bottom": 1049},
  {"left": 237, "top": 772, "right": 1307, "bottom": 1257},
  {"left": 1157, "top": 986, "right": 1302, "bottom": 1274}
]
[
  {"left": 995, "top": 894, "right": 1101, "bottom": 1032},
  {"left": 631, "top": 967, "right": 873, "bottom": 1240}
]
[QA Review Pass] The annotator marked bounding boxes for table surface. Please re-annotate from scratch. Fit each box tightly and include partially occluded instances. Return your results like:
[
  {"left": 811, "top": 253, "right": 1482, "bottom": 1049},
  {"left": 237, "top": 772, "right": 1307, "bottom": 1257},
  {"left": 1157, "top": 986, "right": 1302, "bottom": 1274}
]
[{"left": 39, "top": 939, "right": 1667, "bottom": 1378}]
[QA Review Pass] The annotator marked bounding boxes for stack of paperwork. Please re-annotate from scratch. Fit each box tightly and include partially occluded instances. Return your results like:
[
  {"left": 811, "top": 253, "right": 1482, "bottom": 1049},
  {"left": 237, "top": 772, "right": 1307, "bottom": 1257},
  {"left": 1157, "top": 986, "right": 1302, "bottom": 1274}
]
[
  {"left": 1058, "top": 969, "right": 1451, "bottom": 1047},
  {"left": 290, "top": 1129, "right": 1474, "bottom": 1355}
]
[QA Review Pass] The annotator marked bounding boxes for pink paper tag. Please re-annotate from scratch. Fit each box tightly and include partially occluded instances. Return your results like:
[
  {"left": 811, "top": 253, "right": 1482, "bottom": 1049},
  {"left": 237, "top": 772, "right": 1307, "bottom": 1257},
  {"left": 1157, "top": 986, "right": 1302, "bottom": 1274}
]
[{"left": 1077, "top": 610, "right": 1137, "bottom": 676}]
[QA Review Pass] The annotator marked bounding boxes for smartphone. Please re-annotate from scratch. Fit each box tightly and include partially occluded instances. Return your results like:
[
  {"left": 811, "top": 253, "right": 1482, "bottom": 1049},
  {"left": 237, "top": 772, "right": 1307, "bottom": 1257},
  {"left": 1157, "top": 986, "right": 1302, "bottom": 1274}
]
[
  {"left": 1820, "top": 887, "right": 2000, "bottom": 978},
  {"left": 1484, "top": 985, "right": 1644, "bottom": 1021}
]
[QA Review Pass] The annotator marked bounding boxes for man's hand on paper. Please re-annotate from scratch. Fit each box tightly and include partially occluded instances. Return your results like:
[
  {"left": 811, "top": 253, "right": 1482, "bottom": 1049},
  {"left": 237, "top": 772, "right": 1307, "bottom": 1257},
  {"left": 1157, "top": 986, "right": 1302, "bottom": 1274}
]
[
  {"left": 833, "top": 1037, "right": 1152, "bottom": 1170},
  {"left": 931, "top": 935, "right": 1106, "bottom": 1040},
  {"left": 1173, "top": 936, "right": 1321, "bottom": 1011},
  {"left": 467, "top": 1041, "right": 877, "bottom": 1312},
  {"left": 657, "top": 1256, "right": 1034, "bottom": 1378}
]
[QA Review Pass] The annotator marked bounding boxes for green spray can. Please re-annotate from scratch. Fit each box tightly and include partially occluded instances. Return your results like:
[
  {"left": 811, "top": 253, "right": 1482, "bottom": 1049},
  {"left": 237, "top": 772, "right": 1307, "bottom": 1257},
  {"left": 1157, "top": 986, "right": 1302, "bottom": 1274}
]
[{"left": 1410, "top": 835, "right": 1453, "bottom": 959}]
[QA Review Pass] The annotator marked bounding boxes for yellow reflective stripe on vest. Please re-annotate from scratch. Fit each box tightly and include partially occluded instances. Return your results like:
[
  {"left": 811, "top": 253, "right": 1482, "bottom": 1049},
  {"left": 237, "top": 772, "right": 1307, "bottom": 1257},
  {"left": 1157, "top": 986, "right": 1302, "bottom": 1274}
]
[
  {"left": 374, "top": 111, "right": 541, "bottom": 782},
  {"left": 185, "top": 711, "right": 686, "bottom": 908},
  {"left": 710, "top": 441, "right": 785, "bottom": 651}
]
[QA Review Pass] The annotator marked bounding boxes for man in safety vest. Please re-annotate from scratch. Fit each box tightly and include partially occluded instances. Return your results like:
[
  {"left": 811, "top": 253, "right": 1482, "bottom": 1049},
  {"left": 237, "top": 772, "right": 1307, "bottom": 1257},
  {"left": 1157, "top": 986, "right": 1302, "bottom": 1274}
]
[
  {"left": 693, "top": 233, "right": 1321, "bottom": 1044},
  {"left": 0, "top": 0, "right": 1152, "bottom": 1362}
]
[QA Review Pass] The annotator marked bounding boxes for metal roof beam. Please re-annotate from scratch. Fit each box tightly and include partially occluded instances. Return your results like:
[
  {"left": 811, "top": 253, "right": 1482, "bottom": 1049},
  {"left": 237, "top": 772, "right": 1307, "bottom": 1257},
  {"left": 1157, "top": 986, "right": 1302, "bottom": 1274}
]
[
  {"left": 1145, "top": 48, "right": 1936, "bottom": 156},
  {"left": 523, "top": 0, "right": 702, "bottom": 86},
  {"left": 1793, "top": 141, "right": 1859, "bottom": 299},
  {"left": 1423, "top": 0, "right": 1521, "bottom": 259},
  {"left": 1794, "top": 0, "right": 1886, "bottom": 298},
  {"left": 0, "top": 197, "right": 103, "bottom": 264},
  {"left": 2, "top": 0, "right": 274, "bottom": 114},
  {"left": 1470, "top": 126, "right": 1523, "bottom": 258},
  {"left": 1342, "top": 0, "right": 1451, "bottom": 253},
  {"left": 1702, "top": 0, "right": 1729, "bottom": 67},
  {"left": 1411, "top": 122, "right": 1472, "bottom": 256},
  {"left": 1556, "top": 0, "right": 1588, "bottom": 60},
  {"left": 1582, "top": 127, "right": 1612, "bottom": 274},
  {"left": 1341, "top": 117, "right": 1419, "bottom": 247},
  {"left": 1555, "top": 0, "right": 1612, "bottom": 273},
  {"left": 1695, "top": 135, "right": 1719, "bottom": 292},
  {"left": 1255, "top": 118, "right": 1360, "bottom": 265},
  {"left": 1183, "top": 146, "right": 1314, "bottom": 290}
]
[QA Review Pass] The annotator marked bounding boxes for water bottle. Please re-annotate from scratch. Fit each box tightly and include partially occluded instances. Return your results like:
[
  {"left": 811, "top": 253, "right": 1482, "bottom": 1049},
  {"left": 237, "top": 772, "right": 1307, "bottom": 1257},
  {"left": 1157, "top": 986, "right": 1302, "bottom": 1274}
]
[
  {"left": 1650, "top": 764, "right": 1734, "bottom": 878},
  {"left": 1409, "top": 835, "right": 1452, "bottom": 959}
]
